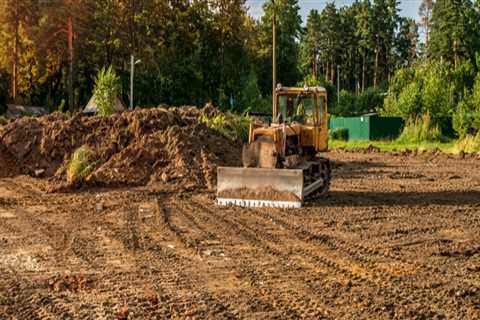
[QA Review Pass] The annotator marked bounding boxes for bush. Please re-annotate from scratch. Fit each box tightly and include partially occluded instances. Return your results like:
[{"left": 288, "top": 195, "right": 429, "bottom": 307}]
[
  {"left": 356, "top": 87, "right": 384, "bottom": 114},
  {"left": 335, "top": 87, "right": 384, "bottom": 117},
  {"left": 330, "top": 127, "right": 349, "bottom": 141},
  {"left": 238, "top": 70, "right": 264, "bottom": 112},
  {"left": 93, "top": 66, "right": 121, "bottom": 117},
  {"left": 383, "top": 60, "right": 477, "bottom": 137},
  {"left": 200, "top": 112, "right": 251, "bottom": 142},
  {"left": 336, "top": 90, "right": 355, "bottom": 116},
  {"left": 397, "top": 113, "right": 442, "bottom": 143},
  {"left": 67, "top": 146, "right": 96, "bottom": 184}
]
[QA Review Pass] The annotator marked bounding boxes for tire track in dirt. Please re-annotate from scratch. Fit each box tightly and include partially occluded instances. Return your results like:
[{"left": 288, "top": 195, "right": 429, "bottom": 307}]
[
  {"left": 187, "top": 198, "right": 376, "bottom": 318},
  {"left": 250, "top": 206, "right": 479, "bottom": 317},
  {"left": 192, "top": 198, "right": 461, "bottom": 318},
  {"left": 60, "top": 196, "right": 240, "bottom": 318}
]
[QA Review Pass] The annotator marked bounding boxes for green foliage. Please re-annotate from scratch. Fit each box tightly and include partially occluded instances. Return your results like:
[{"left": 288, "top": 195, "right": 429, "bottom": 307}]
[
  {"left": 0, "top": 115, "right": 7, "bottom": 126},
  {"left": 337, "top": 90, "right": 355, "bottom": 116},
  {"left": 336, "top": 87, "right": 383, "bottom": 116},
  {"left": 67, "top": 146, "right": 96, "bottom": 184},
  {"left": 355, "top": 87, "right": 384, "bottom": 114},
  {"left": 453, "top": 72, "right": 480, "bottom": 137},
  {"left": 383, "top": 60, "right": 479, "bottom": 135},
  {"left": 330, "top": 127, "right": 349, "bottom": 141},
  {"left": 428, "top": 0, "right": 480, "bottom": 64},
  {"left": 397, "top": 113, "right": 442, "bottom": 144},
  {"left": 93, "top": 66, "right": 120, "bottom": 117},
  {"left": 200, "top": 112, "right": 251, "bottom": 142},
  {"left": 238, "top": 71, "right": 264, "bottom": 112}
]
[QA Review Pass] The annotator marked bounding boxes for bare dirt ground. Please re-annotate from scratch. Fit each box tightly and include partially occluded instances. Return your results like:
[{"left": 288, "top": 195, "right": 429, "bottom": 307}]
[{"left": 0, "top": 150, "right": 479, "bottom": 319}]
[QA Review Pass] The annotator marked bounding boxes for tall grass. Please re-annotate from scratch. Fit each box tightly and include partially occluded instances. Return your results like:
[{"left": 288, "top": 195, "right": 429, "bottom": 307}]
[
  {"left": 397, "top": 113, "right": 442, "bottom": 144},
  {"left": 453, "top": 133, "right": 480, "bottom": 153}
]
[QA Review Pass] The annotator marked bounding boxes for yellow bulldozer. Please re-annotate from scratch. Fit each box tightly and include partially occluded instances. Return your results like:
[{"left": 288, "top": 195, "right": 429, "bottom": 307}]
[{"left": 217, "top": 85, "right": 331, "bottom": 208}]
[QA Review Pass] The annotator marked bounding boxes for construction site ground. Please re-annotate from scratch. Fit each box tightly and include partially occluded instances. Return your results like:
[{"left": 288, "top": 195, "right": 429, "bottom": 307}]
[{"left": 0, "top": 150, "right": 479, "bottom": 319}]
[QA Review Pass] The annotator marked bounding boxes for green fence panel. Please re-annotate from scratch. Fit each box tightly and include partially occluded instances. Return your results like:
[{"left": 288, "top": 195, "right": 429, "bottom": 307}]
[
  {"left": 329, "top": 115, "right": 404, "bottom": 141},
  {"left": 369, "top": 116, "right": 404, "bottom": 140}
]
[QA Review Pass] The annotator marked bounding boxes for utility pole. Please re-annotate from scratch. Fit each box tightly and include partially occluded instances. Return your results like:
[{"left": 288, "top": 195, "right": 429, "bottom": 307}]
[
  {"left": 337, "top": 65, "right": 340, "bottom": 106},
  {"left": 130, "top": 54, "right": 134, "bottom": 110},
  {"left": 272, "top": 0, "right": 277, "bottom": 120},
  {"left": 68, "top": 16, "right": 74, "bottom": 112},
  {"left": 130, "top": 55, "right": 141, "bottom": 110},
  {"left": 12, "top": 0, "right": 18, "bottom": 102}
]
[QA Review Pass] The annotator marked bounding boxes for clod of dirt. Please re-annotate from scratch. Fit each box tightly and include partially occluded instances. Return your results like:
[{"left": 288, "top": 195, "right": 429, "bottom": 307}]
[
  {"left": 50, "top": 274, "right": 93, "bottom": 292},
  {"left": 116, "top": 307, "right": 129, "bottom": 320},
  {"left": 0, "top": 106, "right": 242, "bottom": 191}
]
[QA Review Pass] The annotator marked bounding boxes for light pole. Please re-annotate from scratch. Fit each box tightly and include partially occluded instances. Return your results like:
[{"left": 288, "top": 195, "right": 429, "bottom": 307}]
[
  {"left": 272, "top": 0, "right": 277, "bottom": 120},
  {"left": 130, "top": 55, "right": 141, "bottom": 110},
  {"left": 337, "top": 65, "right": 340, "bottom": 106}
]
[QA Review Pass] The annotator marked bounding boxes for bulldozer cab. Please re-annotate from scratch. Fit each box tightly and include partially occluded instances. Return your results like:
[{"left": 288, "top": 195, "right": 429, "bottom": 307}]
[{"left": 275, "top": 86, "right": 328, "bottom": 126}]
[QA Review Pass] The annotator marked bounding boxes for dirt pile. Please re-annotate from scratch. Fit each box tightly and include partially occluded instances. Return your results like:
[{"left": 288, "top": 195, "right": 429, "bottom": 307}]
[
  {"left": 0, "top": 143, "right": 19, "bottom": 178},
  {"left": 0, "top": 106, "right": 241, "bottom": 190}
]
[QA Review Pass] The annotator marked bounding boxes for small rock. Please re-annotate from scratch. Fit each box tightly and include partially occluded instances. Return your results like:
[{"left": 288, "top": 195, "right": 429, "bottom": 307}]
[
  {"left": 95, "top": 203, "right": 104, "bottom": 213},
  {"left": 34, "top": 169, "right": 45, "bottom": 177},
  {"left": 203, "top": 250, "right": 212, "bottom": 256},
  {"left": 160, "top": 172, "right": 169, "bottom": 183}
]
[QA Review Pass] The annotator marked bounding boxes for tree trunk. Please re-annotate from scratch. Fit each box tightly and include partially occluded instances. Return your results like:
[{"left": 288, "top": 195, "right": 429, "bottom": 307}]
[
  {"left": 12, "top": 0, "right": 19, "bottom": 102},
  {"left": 68, "top": 16, "right": 74, "bottom": 112},
  {"left": 326, "top": 61, "right": 330, "bottom": 82}
]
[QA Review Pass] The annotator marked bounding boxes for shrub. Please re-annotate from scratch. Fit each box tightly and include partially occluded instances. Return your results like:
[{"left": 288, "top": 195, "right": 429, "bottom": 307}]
[
  {"left": 200, "top": 112, "right": 251, "bottom": 142},
  {"left": 356, "top": 87, "right": 384, "bottom": 115},
  {"left": 397, "top": 113, "right": 442, "bottom": 143},
  {"left": 330, "top": 127, "right": 349, "bottom": 141},
  {"left": 336, "top": 90, "right": 355, "bottom": 116},
  {"left": 93, "top": 66, "right": 121, "bottom": 117},
  {"left": 67, "top": 146, "right": 96, "bottom": 184},
  {"left": 238, "top": 70, "right": 264, "bottom": 112}
]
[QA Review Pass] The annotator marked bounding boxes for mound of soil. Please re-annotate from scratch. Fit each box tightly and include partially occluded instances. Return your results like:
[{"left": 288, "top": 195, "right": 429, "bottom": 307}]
[
  {"left": 0, "top": 143, "right": 19, "bottom": 178},
  {"left": 0, "top": 107, "right": 241, "bottom": 190}
]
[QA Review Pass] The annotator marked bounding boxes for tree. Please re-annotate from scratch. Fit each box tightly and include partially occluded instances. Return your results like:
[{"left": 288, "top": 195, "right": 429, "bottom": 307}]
[
  {"left": 395, "top": 17, "right": 419, "bottom": 68},
  {"left": 299, "top": 10, "right": 321, "bottom": 79},
  {"left": 354, "top": 0, "right": 374, "bottom": 92},
  {"left": 418, "top": 0, "right": 433, "bottom": 47},
  {"left": 258, "top": 0, "right": 303, "bottom": 94},
  {"left": 319, "top": 3, "right": 341, "bottom": 83},
  {"left": 429, "top": 0, "right": 480, "bottom": 67}
]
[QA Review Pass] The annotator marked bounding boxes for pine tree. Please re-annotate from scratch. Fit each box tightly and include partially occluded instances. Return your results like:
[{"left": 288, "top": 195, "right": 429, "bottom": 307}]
[
  {"left": 418, "top": 0, "right": 433, "bottom": 47},
  {"left": 429, "top": 0, "right": 480, "bottom": 67},
  {"left": 258, "top": 0, "right": 303, "bottom": 92},
  {"left": 299, "top": 10, "right": 321, "bottom": 79}
]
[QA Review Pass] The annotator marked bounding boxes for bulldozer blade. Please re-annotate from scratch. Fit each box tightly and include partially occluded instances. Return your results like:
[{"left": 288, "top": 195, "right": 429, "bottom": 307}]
[{"left": 216, "top": 167, "right": 304, "bottom": 208}]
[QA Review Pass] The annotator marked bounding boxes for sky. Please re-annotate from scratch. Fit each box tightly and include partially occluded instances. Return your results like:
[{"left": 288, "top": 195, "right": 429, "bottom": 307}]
[{"left": 246, "top": 0, "right": 422, "bottom": 23}]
